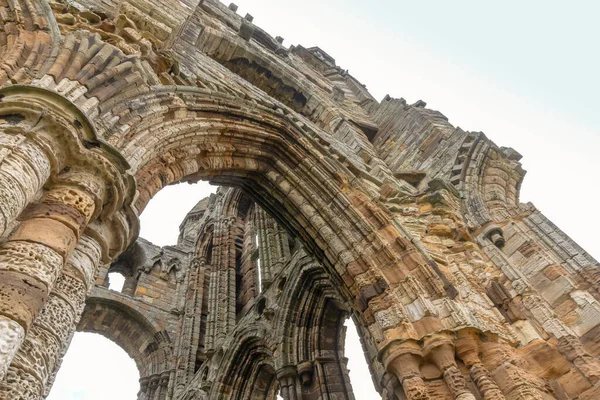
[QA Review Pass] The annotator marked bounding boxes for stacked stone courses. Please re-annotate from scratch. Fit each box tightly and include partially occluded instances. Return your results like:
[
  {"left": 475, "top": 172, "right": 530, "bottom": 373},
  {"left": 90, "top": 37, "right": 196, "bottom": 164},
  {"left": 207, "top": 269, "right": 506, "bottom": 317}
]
[{"left": 0, "top": 0, "right": 599, "bottom": 399}]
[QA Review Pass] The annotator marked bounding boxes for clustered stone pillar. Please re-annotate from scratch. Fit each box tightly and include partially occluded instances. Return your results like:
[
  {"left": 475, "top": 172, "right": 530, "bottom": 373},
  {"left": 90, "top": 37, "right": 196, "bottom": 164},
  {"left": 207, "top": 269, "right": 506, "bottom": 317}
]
[
  {"left": 149, "top": 375, "right": 160, "bottom": 400},
  {"left": 276, "top": 358, "right": 354, "bottom": 400},
  {"left": 0, "top": 235, "right": 102, "bottom": 399},
  {"left": 138, "top": 371, "right": 171, "bottom": 400},
  {"left": 205, "top": 217, "right": 236, "bottom": 351},
  {"left": 46, "top": 235, "right": 103, "bottom": 395},
  {"left": 311, "top": 357, "right": 354, "bottom": 399},
  {"left": 382, "top": 341, "right": 430, "bottom": 400},
  {"left": 0, "top": 184, "right": 96, "bottom": 382},
  {"left": 455, "top": 331, "right": 505, "bottom": 400},
  {"left": 0, "top": 130, "right": 52, "bottom": 238},
  {"left": 277, "top": 366, "right": 300, "bottom": 400},
  {"left": 423, "top": 335, "right": 475, "bottom": 400},
  {"left": 174, "top": 257, "right": 208, "bottom": 395},
  {"left": 157, "top": 371, "right": 171, "bottom": 399},
  {"left": 381, "top": 336, "right": 486, "bottom": 400}
]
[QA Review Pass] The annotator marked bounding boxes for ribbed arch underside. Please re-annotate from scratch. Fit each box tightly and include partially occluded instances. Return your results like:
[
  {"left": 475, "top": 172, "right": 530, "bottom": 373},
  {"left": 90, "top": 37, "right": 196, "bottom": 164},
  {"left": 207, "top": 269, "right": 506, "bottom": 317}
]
[
  {"left": 77, "top": 297, "right": 170, "bottom": 378},
  {"left": 128, "top": 133, "right": 381, "bottom": 317},
  {"left": 214, "top": 336, "right": 279, "bottom": 400}
]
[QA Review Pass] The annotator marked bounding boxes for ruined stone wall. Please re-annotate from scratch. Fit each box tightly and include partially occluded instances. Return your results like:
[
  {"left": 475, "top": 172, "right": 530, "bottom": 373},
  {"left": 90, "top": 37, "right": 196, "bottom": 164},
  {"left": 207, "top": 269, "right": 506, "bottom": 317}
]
[
  {"left": 0, "top": 0, "right": 599, "bottom": 399},
  {"left": 170, "top": 187, "right": 356, "bottom": 400}
]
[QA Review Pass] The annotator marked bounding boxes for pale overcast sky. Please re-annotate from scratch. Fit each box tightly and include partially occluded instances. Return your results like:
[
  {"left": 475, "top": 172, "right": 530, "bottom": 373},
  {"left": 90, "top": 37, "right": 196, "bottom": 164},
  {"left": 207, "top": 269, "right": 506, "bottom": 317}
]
[{"left": 48, "top": 1, "right": 599, "bottom": 399}]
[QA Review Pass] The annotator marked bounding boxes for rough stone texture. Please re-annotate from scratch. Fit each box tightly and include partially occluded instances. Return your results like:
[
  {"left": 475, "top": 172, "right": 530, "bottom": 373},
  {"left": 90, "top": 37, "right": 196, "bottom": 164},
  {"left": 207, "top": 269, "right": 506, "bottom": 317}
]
[{"left": 0, "top": 0, "right": 598, "bottom": 399}]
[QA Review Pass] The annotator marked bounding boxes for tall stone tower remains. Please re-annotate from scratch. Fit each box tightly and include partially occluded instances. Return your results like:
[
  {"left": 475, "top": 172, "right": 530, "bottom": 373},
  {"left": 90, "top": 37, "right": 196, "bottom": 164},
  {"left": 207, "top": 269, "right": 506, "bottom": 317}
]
[{"left": 0, "top": 0, "right": 599, "bottom": 399}]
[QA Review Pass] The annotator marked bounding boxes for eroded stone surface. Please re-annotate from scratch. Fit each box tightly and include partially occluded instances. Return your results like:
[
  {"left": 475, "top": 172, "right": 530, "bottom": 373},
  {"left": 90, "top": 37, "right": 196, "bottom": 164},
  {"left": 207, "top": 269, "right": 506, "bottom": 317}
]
[
  {"left": 0, "top": 0, "right": 598, "bottom": 399},
  {"left": 0, "top": 317, "right": 25, "bottom": 382}
]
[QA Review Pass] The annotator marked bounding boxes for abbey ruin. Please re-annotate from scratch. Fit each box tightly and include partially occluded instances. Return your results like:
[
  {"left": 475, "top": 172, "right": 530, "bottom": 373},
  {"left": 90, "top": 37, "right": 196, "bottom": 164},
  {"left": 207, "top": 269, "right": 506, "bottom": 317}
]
[{"left": 0, "top": 0, "right": 599, "bottom": 399}]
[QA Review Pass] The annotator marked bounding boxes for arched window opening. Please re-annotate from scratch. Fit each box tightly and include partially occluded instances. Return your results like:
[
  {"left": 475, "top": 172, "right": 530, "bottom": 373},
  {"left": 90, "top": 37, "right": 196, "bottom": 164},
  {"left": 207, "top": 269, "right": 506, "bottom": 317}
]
[
  {"left": 47, "top": 332, "right": 139, "bottom": 400},
  {"left": 234, "top": 222, "right": 246, "bottom": 317},
  {"left": 107, "top": 254, "right": 141, "bottom": 296},
  {"left": 254, "top": 232, "right": 263, "bottom": 293},
  {"left": 108, "top": 271, "right": 126, "bottom": 292},
  {"left": 344, "top": 317, "right": 380, "bottom": 399},
  {"left": 205, "top": 241, "right": 213, "bottom": 264},
  {"left": 235, "top": 247, "right": 244, "bottom": 316},
  {"left": 257, "top": 297, "right": 267, "bottom": 315}
]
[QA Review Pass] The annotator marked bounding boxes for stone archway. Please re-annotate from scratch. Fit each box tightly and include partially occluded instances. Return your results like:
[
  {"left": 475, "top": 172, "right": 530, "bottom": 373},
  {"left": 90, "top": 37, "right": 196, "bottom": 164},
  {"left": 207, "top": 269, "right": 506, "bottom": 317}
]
[
  {"left": 1, "top": 0, "right": 600, "bottom": 399},
  {"left": 109, "top": 86, "right": 437, "bottom": 333},
  {"left": 77, "top": 294, "right": 172, "bottom": 380},
  {"left": 273, "top": 257, "right": 356, "bottom": 400},
  {"left": 64, "top": 265, "right": 180, "bottom": 400},
  {"left": 46, "top": 330, "right": 140, "bottom": 400},
  {"left": 176, "top": 187, "right": 364, "bottom": 399},
  {"left": 211, "top": 332, "right": 279, "bottom": 400}
]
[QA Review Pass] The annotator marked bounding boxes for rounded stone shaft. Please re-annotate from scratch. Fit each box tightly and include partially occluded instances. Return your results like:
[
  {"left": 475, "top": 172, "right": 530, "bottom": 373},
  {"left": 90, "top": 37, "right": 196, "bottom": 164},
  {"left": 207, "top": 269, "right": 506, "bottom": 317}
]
[
  {"left": 0, "top": 186, "right": 95, "bottom": 381},
  {"left": 0, "top": 133, "right": 51, "bottom": 238},
  {"left": 0, "top": 236, "right": 101, "bottom": 399}
]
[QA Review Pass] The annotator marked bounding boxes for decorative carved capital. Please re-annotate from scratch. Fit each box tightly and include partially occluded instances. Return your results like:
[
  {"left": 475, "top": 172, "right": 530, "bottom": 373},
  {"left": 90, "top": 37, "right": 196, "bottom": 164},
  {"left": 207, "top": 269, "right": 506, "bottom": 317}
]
[
  {"left": 423, "top": 334, "right": 455, "bottom": 371},
  {"left": 0, "top": 85, "right": 136, "bottom": 225},
  {"left": 296, "top": 360, "right": 313, "bottom": 385}
]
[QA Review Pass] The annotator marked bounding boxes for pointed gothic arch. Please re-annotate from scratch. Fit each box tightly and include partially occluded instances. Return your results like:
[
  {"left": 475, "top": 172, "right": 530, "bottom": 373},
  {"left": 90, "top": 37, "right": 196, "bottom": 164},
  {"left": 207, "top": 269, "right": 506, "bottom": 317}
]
[
  {"left": 211, "top": 328, "right": 279, "bottom": 400},
  {"left": 1, "top": 1, "right": 599, "bottom": 400},
  {"left": 273, "top": 257, "right": 356, "bottom": 398},
  {"left": 110, "top": 87, "right": 411, "bottom": 318}
]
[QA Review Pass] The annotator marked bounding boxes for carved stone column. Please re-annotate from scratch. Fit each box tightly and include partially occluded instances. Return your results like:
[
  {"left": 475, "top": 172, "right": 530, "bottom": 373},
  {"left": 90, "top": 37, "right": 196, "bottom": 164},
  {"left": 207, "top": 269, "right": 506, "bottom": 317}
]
[
  {"left": 0, "top": 86, "right": 135, "bottom": 388},
  {"left": 0, "top": 234, "right": 100, "bottom": 397},
  {"left": 205, "top": 217, "right": 237, "bottom": 351},
  {"left": 0, "top": 234, "right": 101, "bottom": 399},
  {"left": 455, "top": 332, "right": 505, "bottom": 400},
  {"left": 423, "top": 335, "right": 475, "bottom": 400},
  {"left": 142, "top": 372, "right": 170, "bottom": 400},
  {"left": 174, "top": 257, "right": 207, "bottom": 395},
  {"left": 158, "top": 371, "right": 170, "bottom": 400},
  {"left": 0, "top": 131, "right": 51, "bottom": 238},
  {"left": 139, "top": 377, "right": 150, "bottom": 400},
  {"left": 479, "top": 341, "right": 545, "bottom": 400},
  {"left": 0, "top": 86, "right": 88, "bottom": 241},
  {"left": 276, "top": 366, "right": 299, "bottom": 400},
  {"left": 306, "top": 356, "right": 354, "bottom": 400},
  {"left": 148, "top": 376, "right": 159, "bottom": 400},
  {"left": 0, "top": 185, "right": 96, "bottom": 381},
  {"left": 150, "top": 374, "right": 160, "bottom": 400},
  {"left": 381, "top": 341, "right": 430, "bottom": 400}
]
